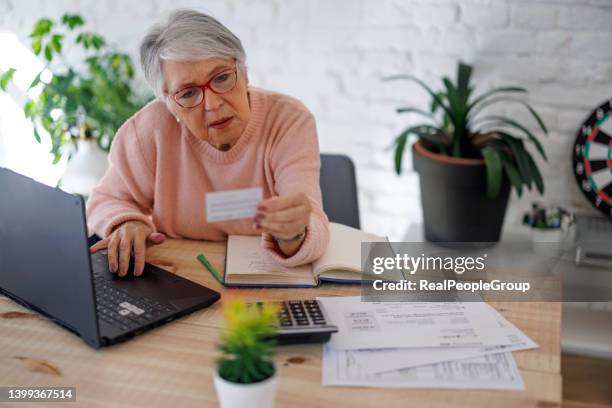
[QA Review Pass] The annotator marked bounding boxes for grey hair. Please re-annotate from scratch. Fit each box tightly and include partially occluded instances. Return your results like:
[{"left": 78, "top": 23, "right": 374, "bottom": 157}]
[{"left": 140, "top": 9, "right": 247, "bottom": 101}]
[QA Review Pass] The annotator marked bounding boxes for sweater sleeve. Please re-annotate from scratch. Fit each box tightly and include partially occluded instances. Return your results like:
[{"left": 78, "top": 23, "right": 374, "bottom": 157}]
[
  {"left": 86, "top": 118, "right": 156, "bottom": 238},
  {"left": 260, "top": 105, "right": 330, "bottom": 267}
]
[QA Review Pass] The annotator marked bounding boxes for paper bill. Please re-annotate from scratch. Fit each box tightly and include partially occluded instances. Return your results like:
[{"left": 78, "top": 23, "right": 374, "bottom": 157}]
[
  {"left": 345, "top": 316, "right": 537, "bottom": 375},
  {"left": 323, "top": 347, "right": 525, "bottom": 390},
  {"left": 318, "top": 296, "right": 513, "bottom": 350},
  {"left": 206, "top": 187, "right": 262, "bottom": 222}
]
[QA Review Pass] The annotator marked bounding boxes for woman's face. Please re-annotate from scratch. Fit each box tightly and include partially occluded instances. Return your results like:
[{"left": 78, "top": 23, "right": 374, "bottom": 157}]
[{"left": 162, "top": 57, "right": 250, "bottom": 148}]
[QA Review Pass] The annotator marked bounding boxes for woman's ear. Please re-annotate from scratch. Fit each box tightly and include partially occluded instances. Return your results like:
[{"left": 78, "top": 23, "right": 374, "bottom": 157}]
[
  {"left": 238, "top": 64, "right": 249, "bottom": 86},
  {"left": 164, "top": 99, "right": 181, "bottom": 123}
]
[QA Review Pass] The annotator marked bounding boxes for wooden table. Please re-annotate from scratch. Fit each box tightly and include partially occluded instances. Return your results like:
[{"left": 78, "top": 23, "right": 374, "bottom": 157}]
[{"left": 0, "top": 239, "right": 562, "bottom": 407}]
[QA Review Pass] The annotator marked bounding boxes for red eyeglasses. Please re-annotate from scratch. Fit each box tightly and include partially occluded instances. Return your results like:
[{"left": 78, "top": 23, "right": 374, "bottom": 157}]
[{"left": 171, "top": 64, "right": 238, "bottom": 109}]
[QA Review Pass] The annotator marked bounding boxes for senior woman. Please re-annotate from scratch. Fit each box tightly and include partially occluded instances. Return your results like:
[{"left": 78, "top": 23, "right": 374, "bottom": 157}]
[{"left": 87, "top": 9, "right": 329, "bottom": 277}]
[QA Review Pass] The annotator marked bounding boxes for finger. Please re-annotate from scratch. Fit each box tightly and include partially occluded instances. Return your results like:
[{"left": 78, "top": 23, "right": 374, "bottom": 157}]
[
  {"left": 259, "top": 219, "right": 306, "bottom": 238},
  {"left": 147, "top": 232, "right": 166, "bottom": 245},
  {"left": 89, "top": 239, "right": 108, "bottom": 253},
  {"left": 257, "top": 198, "right": 298, "bottom": 217},
  {"left": 252, "top": 221, "right": 264, "bottom": 233},
  {"left": 260, "top": 193, "right": 309, "bottom": 213},
  {"left": 258, "top": 194, "right": 301, "bottom": 212},
  {"left": 257, "top": 196, "right": 279, "bottom": 212},
  {"left": 133, "top": 232, "right": 147, "bottom": 277},
  {"left": 118, "top": 233, "right": 134, "bottom": 277},
  {"left": 107, "top": 233, "right": 121, "bottom": 273},
  {"left": 263, "top": 204, "right": 310, "bottom": 224}
]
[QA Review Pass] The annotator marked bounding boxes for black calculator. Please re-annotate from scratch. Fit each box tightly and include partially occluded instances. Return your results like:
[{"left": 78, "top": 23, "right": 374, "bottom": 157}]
[{"left": 269, "top": 300, "right": 338, "bottom": 345}]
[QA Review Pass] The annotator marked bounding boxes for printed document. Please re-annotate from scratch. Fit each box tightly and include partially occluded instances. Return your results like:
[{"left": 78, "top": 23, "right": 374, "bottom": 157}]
[
  {"left": 318, "top": 296, "right": 513, "bottom": 350},
  {"left": 323, "top": 348, "right": 525, "bottom": 390},
  {"left": 341, "top": 315, "right": 537, "bottom": 375}
]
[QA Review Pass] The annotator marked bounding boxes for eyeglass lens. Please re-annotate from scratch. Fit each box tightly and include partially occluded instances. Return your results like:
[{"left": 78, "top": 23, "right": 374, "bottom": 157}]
[{"left": 175, "top": 70, "right": 237, "bottom": 108}]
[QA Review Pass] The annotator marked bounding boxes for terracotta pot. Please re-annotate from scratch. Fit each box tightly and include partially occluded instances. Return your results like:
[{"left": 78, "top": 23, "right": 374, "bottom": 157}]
[{"left": 412, "top": 140, "right": 511, "bottom": 242}]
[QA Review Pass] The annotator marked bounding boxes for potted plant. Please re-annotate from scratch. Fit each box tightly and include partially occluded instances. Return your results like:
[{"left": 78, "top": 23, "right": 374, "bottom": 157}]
[
  {"left": 214, "top": 299, "right": 280, "bottom": 408},
  {"left": 386, "top": 62, "right": 548, "bottom": 242},
  {"left": 0, "top": 14, "right": 151, "bottom": 194},
  {"left": 523, "top": 202, "right": 575, "bottom": 255}
]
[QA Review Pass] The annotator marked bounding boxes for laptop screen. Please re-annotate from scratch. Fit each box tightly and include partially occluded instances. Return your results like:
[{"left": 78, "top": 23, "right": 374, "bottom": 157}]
[{"left": 0, "top": 168, "right": 100, "bottom": 347}]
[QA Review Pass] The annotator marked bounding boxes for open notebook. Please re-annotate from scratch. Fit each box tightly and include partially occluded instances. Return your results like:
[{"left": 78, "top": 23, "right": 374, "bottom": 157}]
[{"left": 224, "top": 222, "right": 391, "bottom": 287}]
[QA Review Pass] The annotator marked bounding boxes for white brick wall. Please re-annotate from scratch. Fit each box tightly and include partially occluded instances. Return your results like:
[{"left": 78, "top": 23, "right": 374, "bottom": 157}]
[{"left": 1, "top": 0, "right": 611, "bottom": 240}]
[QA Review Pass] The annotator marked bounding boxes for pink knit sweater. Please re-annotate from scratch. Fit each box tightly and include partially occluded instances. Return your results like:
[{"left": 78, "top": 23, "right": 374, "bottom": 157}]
[{"left": 86, "top": 87, "right": 329, "bottom": 267}]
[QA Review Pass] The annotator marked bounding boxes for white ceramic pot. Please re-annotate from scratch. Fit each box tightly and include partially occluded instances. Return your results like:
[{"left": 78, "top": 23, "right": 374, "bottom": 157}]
[
  {"left": 531, "top": 226, "right": 574, "bottom": 257},
  {"left": 62, "top": 138, "right": 108, "bottom": 196},
  {"left": 213, "top": 370, "right": 278, "bottom": 408}
]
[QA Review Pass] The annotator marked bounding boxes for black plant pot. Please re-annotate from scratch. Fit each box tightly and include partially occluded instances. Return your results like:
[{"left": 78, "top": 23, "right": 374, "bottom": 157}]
[{"left": 413, "top": 141, "right": 511, "bottom": 243}]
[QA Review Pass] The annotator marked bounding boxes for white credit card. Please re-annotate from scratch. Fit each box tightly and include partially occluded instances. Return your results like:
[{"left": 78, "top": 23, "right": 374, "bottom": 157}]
[{"left": 206, "top": 187, "right": 263, "bottom": 222}]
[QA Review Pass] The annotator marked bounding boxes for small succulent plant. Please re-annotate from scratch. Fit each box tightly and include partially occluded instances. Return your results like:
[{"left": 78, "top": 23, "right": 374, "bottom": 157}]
[{"left": 217, "top": 299, "right": 279, "bottom": 384}]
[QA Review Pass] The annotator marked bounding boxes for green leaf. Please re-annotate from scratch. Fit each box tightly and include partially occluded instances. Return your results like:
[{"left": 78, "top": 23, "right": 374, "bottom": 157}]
[
  {"left": 0, "top": 68, "right": 16, "bottom": 91},
  {"left": 29, "top": 72, "right": 42, "bottom": 89},
  {"left": 476, "top": 115, "right": 547, "bottom": 161},
  {"left": 111, "top": 53, "right": 121, "bottom": 70},
  {"left": 62, "top": 14, "right": 84, "bottom": 29},
  {"left": 396, "top": 107, "right": 435, "bottom": 119},
  {"left": 522, "top": 102, "right": 548, "bottom": 135},
  {"left": 51, "top": 34, "right": 63, "bottom": 53},
  {"left": 33, "top": 127, "right": 41, "bottom": 143},
  {"left": 469, "top": 97, "right": 548, "bottom": 135},
  {"left": 91, "top": 35, "right": 105, "bottom": 50},
  {"left": 44, "top": 44, "right": 53, "bottom": 62},
  {"left": 383, "top": 74, "right": 456, "bottom": 122},
  {"left": 23, "top": 100, "right": 36, "bottom": 118},
  {"left": 394, "top": 130, "right": 409, "bottom": 175},
  {"left": 457, "top": 62, "right": 473, "bottom": 96},
  {"left": 125, "top": 63, "right": 134, "bottom": 78},
  {"left": 393, "top": 125, "right": 448, "bottom": 174},
  {"left": 482, "top": 145, "right": 502, "bottom": 199},
  {"left": 500, "top": 149, "right": 523, "bottom": 197},
  {"left": 30, "top": 18, "right": 53, "bottom": 37},
  {"left": 443, "top": 78, "right": 460, "bottom": 113},
  {"left": 431, "top": 91, "right": 446, "bottom": 114},
  {"left": 497, "top": 132, "right": 533, "bottom": 189},
  {"left": 469, "top": 87, "right": 527, "bottom": 111},
  {"left": 31, "top": 38, "right": 42, "bottom": 55},
  {"left": 526, "top": 154, "right": 544, "bottom": 194}
]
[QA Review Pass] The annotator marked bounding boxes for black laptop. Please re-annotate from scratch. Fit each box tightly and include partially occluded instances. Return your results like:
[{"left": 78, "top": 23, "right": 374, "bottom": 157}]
[{"left": 0, "top": 167, "right": 220, "bottom": 348}]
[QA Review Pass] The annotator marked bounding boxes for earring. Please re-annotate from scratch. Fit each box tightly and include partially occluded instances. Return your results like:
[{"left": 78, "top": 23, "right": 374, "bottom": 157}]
[{"left": 175, "top": 116, "right": 181, "bottom": 123}]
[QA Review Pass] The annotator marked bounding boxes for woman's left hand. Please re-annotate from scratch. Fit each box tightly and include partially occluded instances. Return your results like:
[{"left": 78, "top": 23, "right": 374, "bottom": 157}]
[{"left": 254, "top": 192, "right": 311, "bottom": 241}]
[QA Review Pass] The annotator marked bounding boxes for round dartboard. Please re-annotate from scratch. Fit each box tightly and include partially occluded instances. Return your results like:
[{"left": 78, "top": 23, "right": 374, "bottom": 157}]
[{"left": 572, "top": 99, "right": 612, "bottom": 218}]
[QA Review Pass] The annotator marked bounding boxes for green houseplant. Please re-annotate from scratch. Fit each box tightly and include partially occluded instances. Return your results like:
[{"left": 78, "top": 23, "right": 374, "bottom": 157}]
[
  {"left": 214, "top": 299, "right": 280, "bottom": 408},
  {"left": 386, "top": 62, "right": 547, "bottom": 242},
  {"left": 0, "top": 14, "right": 151, "bottom": 164}
]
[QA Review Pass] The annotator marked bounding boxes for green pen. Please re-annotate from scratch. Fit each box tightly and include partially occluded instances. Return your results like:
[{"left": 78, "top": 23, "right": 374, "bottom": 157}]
[{"left": 197, "top": 254, "right": 224, "bottom": 285}]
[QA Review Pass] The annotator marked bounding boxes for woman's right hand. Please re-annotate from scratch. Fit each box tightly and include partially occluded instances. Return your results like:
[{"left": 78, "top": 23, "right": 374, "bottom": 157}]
[{"left": 89, "top": 220, "right": 166, "bottom": 277}]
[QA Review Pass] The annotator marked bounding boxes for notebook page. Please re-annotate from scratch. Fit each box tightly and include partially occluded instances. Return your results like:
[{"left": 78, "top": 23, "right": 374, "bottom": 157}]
[
  {"left": 225, "top": 235, "right": 314, "bottom": 285},
  {"left": 313, "top": 223, "right": 385, "bottom": 278}
]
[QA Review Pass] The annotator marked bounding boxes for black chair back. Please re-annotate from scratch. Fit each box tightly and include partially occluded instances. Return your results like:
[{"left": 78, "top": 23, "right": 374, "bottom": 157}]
[{"left": 319, "top": 154, "right": 360, "bottom": 229}]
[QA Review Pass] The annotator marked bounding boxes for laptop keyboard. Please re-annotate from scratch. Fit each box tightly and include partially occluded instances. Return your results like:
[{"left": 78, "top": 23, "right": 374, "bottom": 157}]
[{"left": 93, "top": 272, "right": 174, "bottom": 332}]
